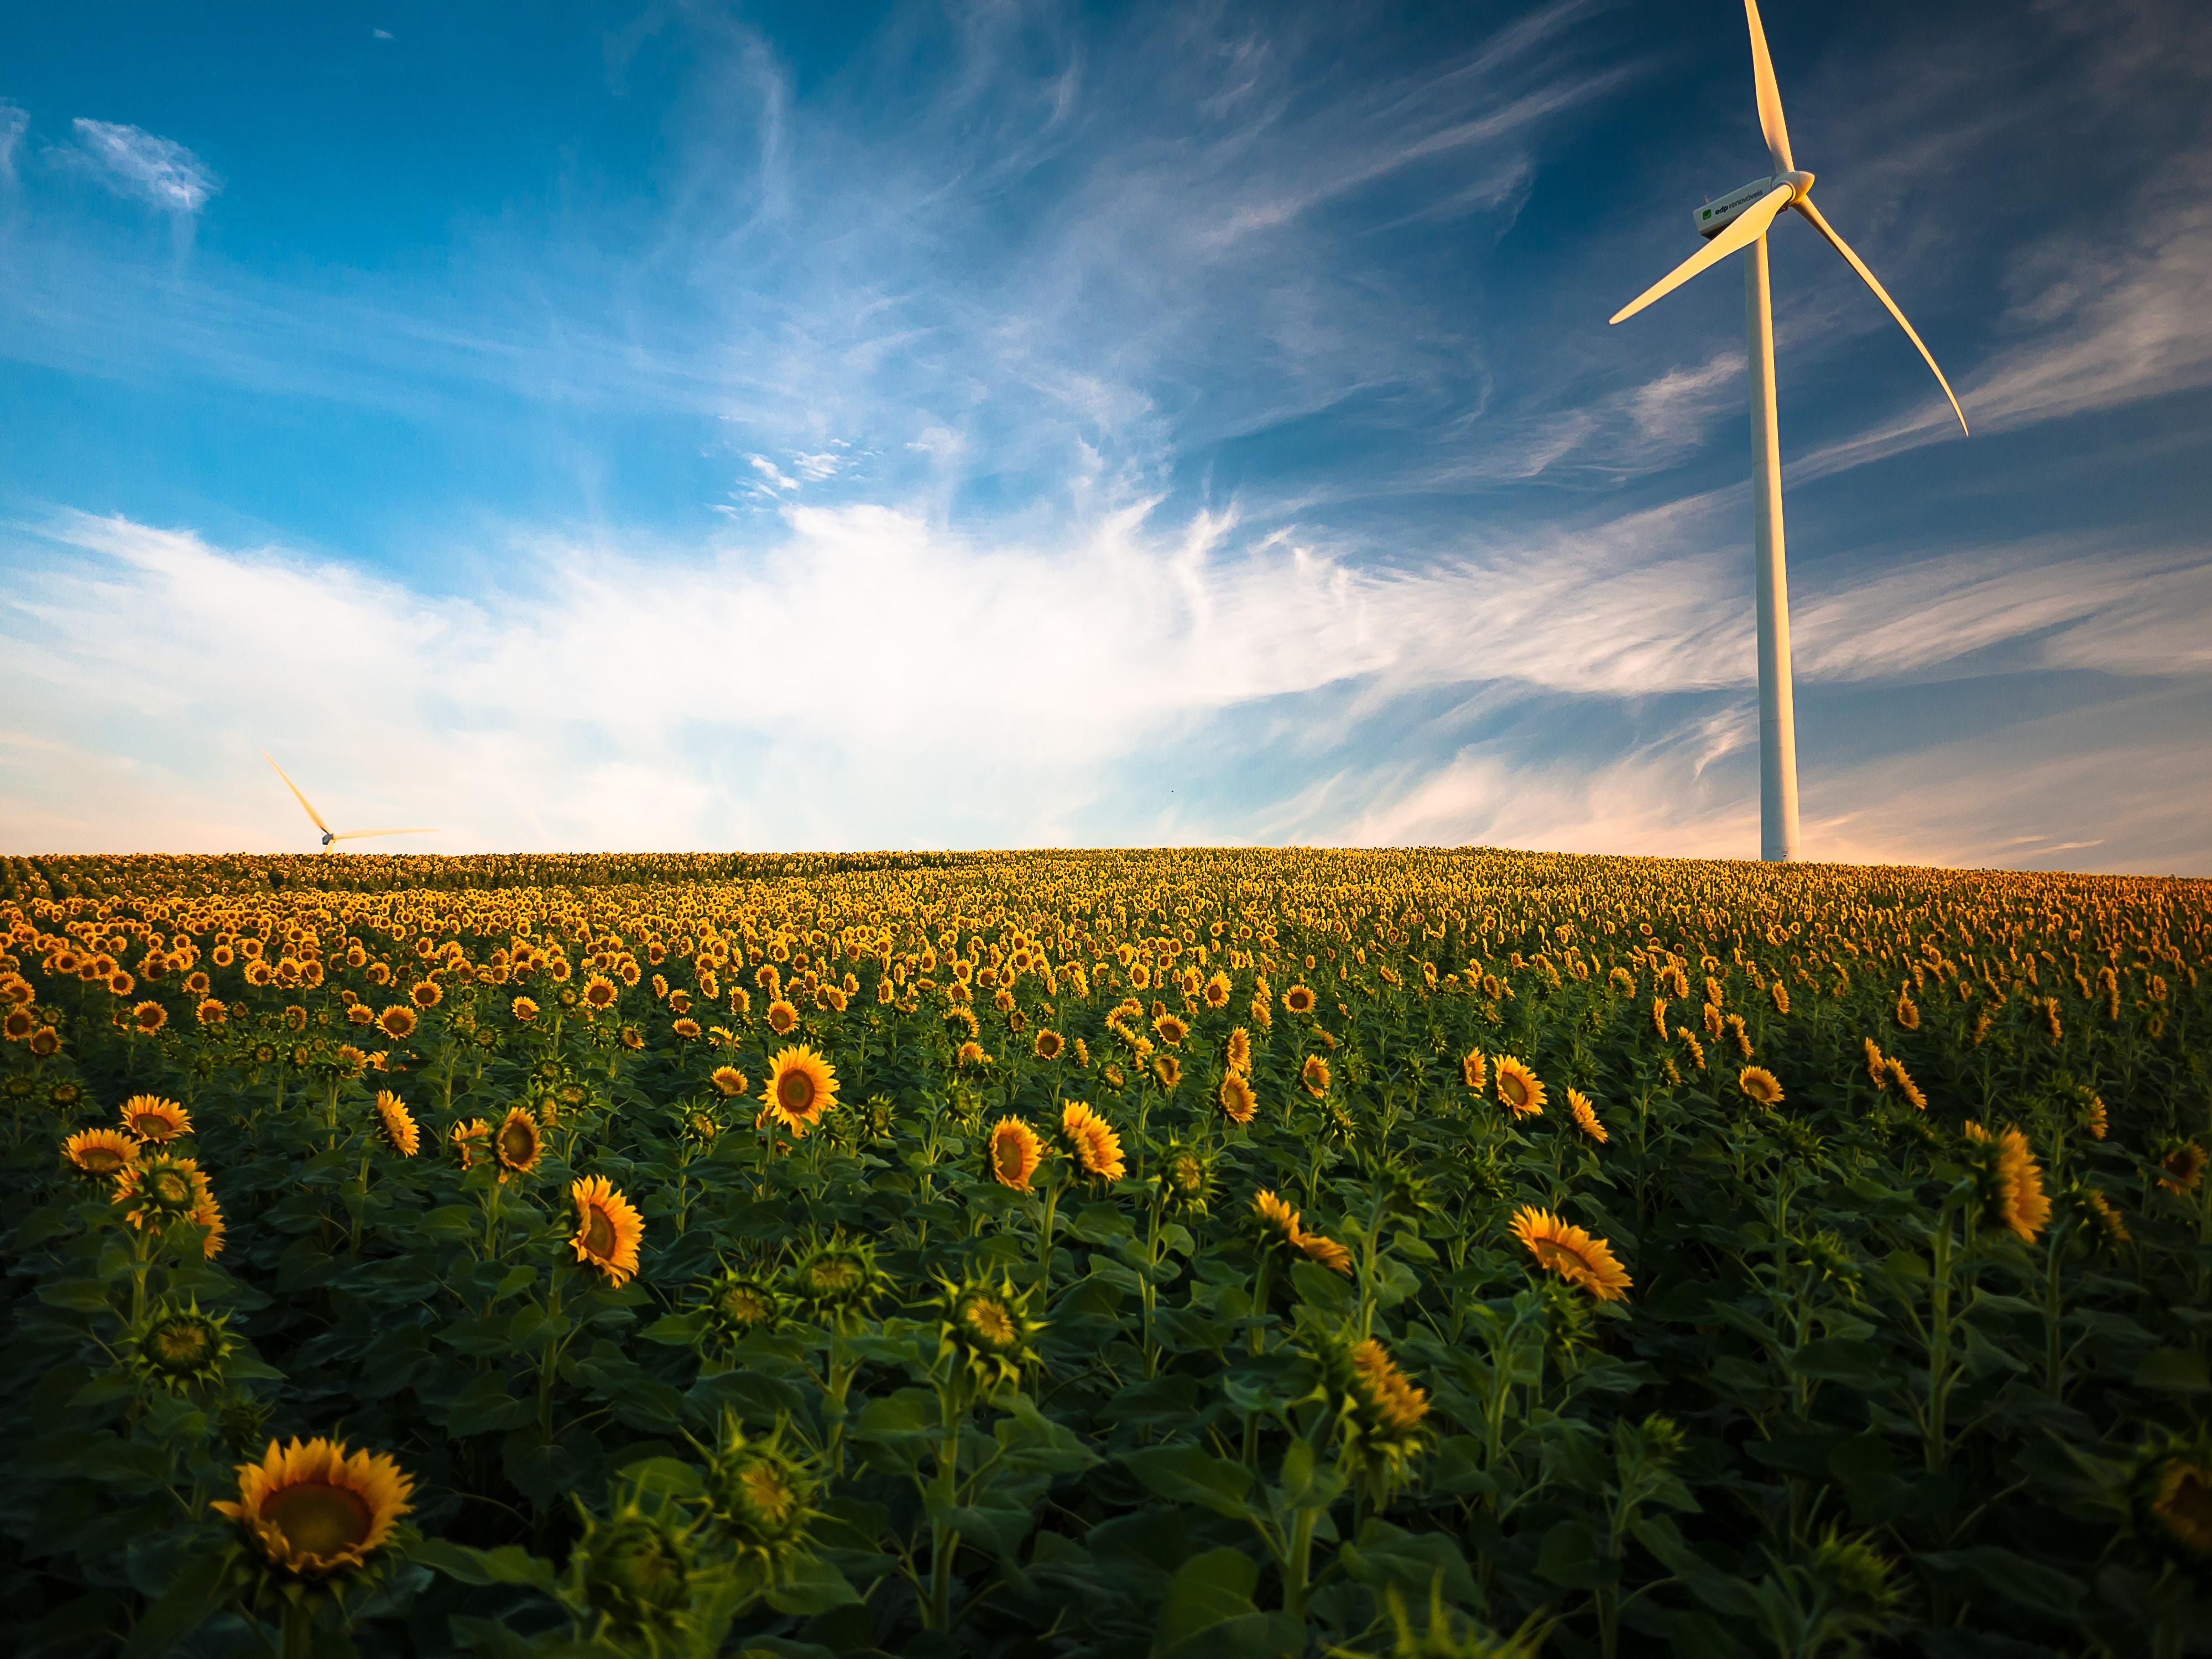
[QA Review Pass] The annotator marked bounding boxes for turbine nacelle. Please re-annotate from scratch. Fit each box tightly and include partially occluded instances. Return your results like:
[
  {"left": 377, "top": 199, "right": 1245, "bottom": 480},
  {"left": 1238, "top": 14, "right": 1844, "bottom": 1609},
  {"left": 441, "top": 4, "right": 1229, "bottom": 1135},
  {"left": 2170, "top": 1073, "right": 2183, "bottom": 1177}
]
[{"left": 1694, "top": 170, "right": 1815, "bottom": 238}]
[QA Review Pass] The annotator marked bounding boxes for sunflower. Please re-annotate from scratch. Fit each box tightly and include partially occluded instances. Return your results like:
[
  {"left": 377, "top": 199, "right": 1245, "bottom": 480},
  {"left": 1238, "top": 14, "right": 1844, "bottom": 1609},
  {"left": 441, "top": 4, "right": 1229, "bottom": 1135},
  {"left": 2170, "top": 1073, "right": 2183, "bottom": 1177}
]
[
  {"left": 1203, "top": 971, "right": 1232, "bottom": 1009},
  {"left": 373, "top": 1091, "right": 420, "bottom": 1157},
  {"left": 619, "top": 1024, "right": 644, "bottom": 1051},
  {"left": 1737, "top": 1066, "right": 1785, "bottom": 1108},
  {"left": 1297, "top": 1229, "right": 1354, "bottom": 1274},
  {"left": 1961, "top": 1122, "right": 2051, "bottom": 1242},
  {"left": 2146, "top": 1451, "right": 2212, "bottom": 1560},
  {"left": 1511, "top": 1206, "right": 1632, "bottom": 1302},
  {"left": 213, "top": 1437, "right": 414, "bottom": 1578},
  {"left": 766, "top": 999, "right": 800, "bottom": 1036},
  {"left": 119, "top": 1094, "right": 191, "bottom": 1141},
  {"left": 132, "top": 1000, "right": 168, "bottom": 1033},
  {"left": 937, "top": 1270, "right": 1046, "bottom": 1395},
  {"left": 1882, "top": 1057, "right": 1927, "bottom": 1112},
  {"left": 1218, "top": 1071, "right": 1258, "bottom": 1125},
  {"left": 450, "top": 1118, "right": 491, "bottom": 1169},
  {"left": 1250, "top": 1188, "right": 1352, "bottom": 1274},
  {"left": 1033, "top": 1027, "right": 1065, "bottom": 1061},
  {"left": 701, "top": 1271, "right": 783, "bottom": 1345},
  {"left": 954, "top": 1039, "right": 992, "bottom": 1071},
  {"left": 1282, "top": 984, "right": 1316, "bottom": 1016},
  {"left": 1895, "top": 987, "right": 1920, "bottom": 1031},
  {"left": 709, "top": 1065, "right": 749, "bottom": 1098},
  {"left": 1567, "top": 1089, "right": 1608, "bottom": 1144},
  {"left": 790, "top": 1237, "right": 891, "bottom": 1321},
  {"left": 378, "top": 1005, "right": 418, "bottom": 1041},
  {"left": 1151, "top": 1053, "right": 1182, "bottom": 1089},
  {"left": 65, "top": 1126, "right": 140, "bottom": 1178},
  {"left": 2158, "top": 1141, "right": 2208, "bottom": 1195},
  {"left": 571, "top": 1175, "right": 646, "bottom": 1286},
  {"left": 1060, "top": 1101, "right": 1126, "bottom": 1183},
  {"left": 1494, "top": 1056, "right": 1545, "bottom": 1118},
  {"left": 582, "top": 974, "right": 618, "bottom": 1010},
  {"left": 1154, "top": 1013, "right": 1187, "bottom": 1046},
  {"left": 409, "top": 979, "right": 444, "bottom": 1010},
  {"left": 125, "top": 1297, "right": 235, "bottom": 1394},
  {"left": 672, "top": 1017, "right": 702, "bottom": 1040},
  {"left": 764, "top": 1046, "right": 838, "bottom": 1136},
  {"left": 1863, "top": 1037, "right": 1888, "bottom": 1088},
  {"left": 512, "top": 996, "right": 539, "bottom": 1022},
  {"left": 1226, "top": 1027, "right": 1252, "bottom": 1073},
  {"left": 494, "top": 1106, "right": 543, "bottom": 1177},
  {"left": 1460, "top": 1050, "right": 1488, "bottom": 1092},
  {"left": 988, "top": 1117, "right": 1045, "bottom": 1191},
  {"left": 113, "top": 1153, "right": 213, "bottom": 1234},
  {"left": 1302, "top": 1054, "right": 1332, "bottom": 1097}
]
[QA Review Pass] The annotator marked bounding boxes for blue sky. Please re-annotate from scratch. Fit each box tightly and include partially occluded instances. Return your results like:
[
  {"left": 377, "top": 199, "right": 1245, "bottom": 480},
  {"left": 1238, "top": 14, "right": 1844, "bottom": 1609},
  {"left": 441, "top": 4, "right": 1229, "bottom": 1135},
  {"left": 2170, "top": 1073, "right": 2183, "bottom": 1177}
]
[{"left": 3, "top": 0, "right": 2209, "bottom": 871}]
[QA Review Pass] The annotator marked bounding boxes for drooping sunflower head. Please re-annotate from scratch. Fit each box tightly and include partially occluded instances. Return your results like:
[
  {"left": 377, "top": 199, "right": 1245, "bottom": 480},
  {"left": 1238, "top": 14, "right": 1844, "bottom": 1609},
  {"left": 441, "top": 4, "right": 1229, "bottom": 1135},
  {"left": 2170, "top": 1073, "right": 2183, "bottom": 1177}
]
[
  {"left": 570, "top": 1174, "right": 646, "bottom": 1287},
  {"left": 65, "top": 1126, "right": 140, "bottom": 1179},
  {"left": 1511, "top": 1205, "right": 1632, "bottom": 1302},
  {"left": 1301, "top": 1054, "right": 1332, "bottom": 1098},
  {"left": 372, "top": 1091, "right": 420, "bottom": 1157},
  {"left": 2061, "top": 1181, "right": 2132, "bottom": 1258},
  {"left": 1737, "top": 1066, "right": 1785, "bottom": 1108},
  {"left": 1253, "top": 1187, "right": 1303, "bottom": 1246},
  {"left": 212, "top": 1437, "right": 414, "bottom": 1578},
  {"left": 709, "top": 1065, "right": 749, "bottom": 1098},
  {"left": 1225, "top": 1026, "right": 1252, "bottom": 1073},
  {"left": 987, "top": 1116, "right": 1045, "bottom": 1192},
  {"left": 119, "top": 1094, "right": 191, "bottom": 1142},
  {"left": 113, "top": 1152, "right": 213, "bottom": 1233},
  {"left": 1567, "top": 1089, "right": 1608, "bottom": 1144},
  {"left": 450, "top": 1118, "right": 490, "bottom": 1169},
  {"left": 764, "top": 1045, "right": 838, "bottom": 1133},
  {"left": 1058, "top": 1101, "right": 1126, "bottom": 1183},
  {"left": 125, "top": 1297, "right": 235, "bottom": 1395},
  {"left": 1960, "top": 1121, "right": 2051, "bottom": 1242},
  {"left": 1217, "top": 1070, "right": 1258, "bottom": 1125},
  {"left": 1460, "top": 1050, "right": 1489, "bottom": 1093},
  {"left": 494, "top": 1105, "right": 544, "bottom": 1177},
  {"left": 1494, "top": 1056, "right": 1545, "bottom": 1117},
  {"left": 2157, "top": 1139, "right": 2208, "bottom": 1195},
  {"left": 2131, "top": 1430, "right": 2212, "bottom": 1564},
  {"left": 1150, "top": 1053, "right": 1182, "bottom": 1090}
]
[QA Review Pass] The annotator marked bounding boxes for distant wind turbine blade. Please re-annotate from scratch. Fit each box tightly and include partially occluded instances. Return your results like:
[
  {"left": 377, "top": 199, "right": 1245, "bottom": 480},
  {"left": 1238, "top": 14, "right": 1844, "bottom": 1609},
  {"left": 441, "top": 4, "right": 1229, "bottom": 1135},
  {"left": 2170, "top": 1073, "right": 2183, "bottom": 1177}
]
[
  {"left": 1609, "top": 184, "right": 1792, "bottom": 325},
  {"left": 329, "top": 829, "right": 437, "bottom": 841},
  {"left": 262, "top": 751, "right": 332, "bottom": 835},
  {"left": 1792, "top": 196, "right": 1969, "bottom": 435},
  {"left": 1744, "top": 0, "right": 1795, "bottom": 174}
]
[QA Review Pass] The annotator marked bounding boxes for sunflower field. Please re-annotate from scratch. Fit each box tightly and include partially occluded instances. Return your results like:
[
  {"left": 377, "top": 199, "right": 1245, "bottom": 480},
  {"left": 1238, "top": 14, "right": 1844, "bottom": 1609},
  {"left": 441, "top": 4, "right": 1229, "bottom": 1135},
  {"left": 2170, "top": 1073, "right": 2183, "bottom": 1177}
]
[{"left": 2, "top": 847, "right": 2209, "bottom": 1658}]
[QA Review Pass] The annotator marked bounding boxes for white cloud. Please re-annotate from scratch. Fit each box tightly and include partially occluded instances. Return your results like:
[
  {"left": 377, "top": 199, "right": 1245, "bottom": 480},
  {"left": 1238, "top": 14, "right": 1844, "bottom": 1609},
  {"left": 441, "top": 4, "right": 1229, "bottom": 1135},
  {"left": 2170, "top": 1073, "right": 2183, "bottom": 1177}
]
[
  {"left": 0, "top": 101, "right": 27, "bottom": 180},
  {"left": 64, "top": 118, "right": 219, "bottom": 213}
]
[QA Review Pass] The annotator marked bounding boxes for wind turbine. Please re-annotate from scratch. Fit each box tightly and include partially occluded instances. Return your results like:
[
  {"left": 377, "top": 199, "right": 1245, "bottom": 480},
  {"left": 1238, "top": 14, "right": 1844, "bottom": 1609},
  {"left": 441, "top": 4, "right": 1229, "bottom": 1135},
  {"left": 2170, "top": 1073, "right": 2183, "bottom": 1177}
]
[
  {"left": 263, "top": 752, "right": 436, "bottom": 853},
  {"left": 1609, "top": 0, "right": 1967, "bottom": 862}
]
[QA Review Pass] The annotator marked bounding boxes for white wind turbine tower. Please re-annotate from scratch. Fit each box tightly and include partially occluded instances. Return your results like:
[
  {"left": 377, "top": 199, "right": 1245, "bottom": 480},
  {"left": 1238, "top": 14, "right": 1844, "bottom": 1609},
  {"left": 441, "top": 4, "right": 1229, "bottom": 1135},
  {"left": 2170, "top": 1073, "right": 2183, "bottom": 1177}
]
[
  {"left": 263, "top": 752, "right": 437, "bottom": 853},
  {"left": 1609, "top": 0, "right": 1968, "bottom": 862}
]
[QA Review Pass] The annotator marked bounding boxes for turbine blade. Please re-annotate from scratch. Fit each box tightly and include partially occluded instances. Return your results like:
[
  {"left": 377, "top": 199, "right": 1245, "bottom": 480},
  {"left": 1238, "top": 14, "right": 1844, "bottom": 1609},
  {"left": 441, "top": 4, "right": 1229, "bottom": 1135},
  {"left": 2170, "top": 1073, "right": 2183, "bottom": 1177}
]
[
  {"left": 329, "top": 828, "right": 437, "bottom": 840},
  {"left": 1744, "top": 0, "right": 1794, "bottom": 174},
  {"left": 1792, "top": 197, "right": 1969, "bottom": 435},
  {"left": 1610, "top": 184, "right": 1792, "bottom": 325},
  {"left": 262, "top": 751, "right": 332, "bottom": 835}
]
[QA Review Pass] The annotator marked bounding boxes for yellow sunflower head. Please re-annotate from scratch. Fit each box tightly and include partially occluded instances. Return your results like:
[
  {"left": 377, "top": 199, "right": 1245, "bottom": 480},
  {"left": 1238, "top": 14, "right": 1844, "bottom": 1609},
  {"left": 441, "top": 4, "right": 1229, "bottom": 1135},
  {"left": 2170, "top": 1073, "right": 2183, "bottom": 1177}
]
[
  {"left": 119, "top": 1094, "right": 191, "bottom": 1142},
  {"left": 766, "top": 999, "right": 800, "bottom": 1036},
  {"left": 764, "top": 1045, "right": 838, "bottom": 1134},
  {"left": 1567, "top": 1089, "right": 1608, "bottom": 1144},
  {"left": 377, "top": 1005, "right": 418, "bottom": 1041},
  {"left": 1033, "top": 1027, "right": 1065, "bottom": 1061},
  {"left": 212, "top": 1437, "right": 414, "bottom": 1578},
  {"left": 709, "top": 1064, "right": 749, "bottom": 1098},
  {"left": 494, "top": 1106, "right": 543, "bottom": 1177},
  {"left": 1283, "top": 984, "right": 1316, "bottom": 1016},
  {"left": 1301, "top": 1054, "right": 1332, "bottom": 1098},
  {"left": 1737, "top": 1066, "right": 1785, "bottom": 1108},
  {"left": 1494, "top": 1056, "right": 1545, "bottom": 1117},
  {"left": 987, "top": 1116, "right": 1045, "bottom": 1192},
  {"left": 1226, "top": 1026, "right": 1252, "bottom": 1073},
  {"left": 65, "top": 1126, "right": 140, "bottom": 1179},
  {"left": 1511, "top": 1205, "right": 1632, "bottom": 1302},
  {"left": 1961, "top": 1121, "right": 2051, "bottom": 1242},
  {"left": 1218, "top": 1070, "right": 1258, "bottom": 1125},
  {"left": 570, "top": 1174, "right": 646, "bottom": 1287},
  {"left": 125, "top": 1297, "right": 235, "bottom": 1395},
  {"left": 373, "top": 1091, "right": 420, "bottom": 1157},
  {"left": 1058, "top": 1101, "right": 1126, "bottom": 1183},
  {"left": 1460, "top": 1050, "right": 1488, "bottom": 1092}
]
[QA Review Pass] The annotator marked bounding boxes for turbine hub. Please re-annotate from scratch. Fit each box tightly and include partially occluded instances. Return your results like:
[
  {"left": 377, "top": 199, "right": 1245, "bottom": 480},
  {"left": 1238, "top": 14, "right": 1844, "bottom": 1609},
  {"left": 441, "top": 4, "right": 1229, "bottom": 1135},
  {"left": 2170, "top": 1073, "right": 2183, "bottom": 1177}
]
[{"left": 1777, "top": 169, "right": 1815, "bottom": 203}]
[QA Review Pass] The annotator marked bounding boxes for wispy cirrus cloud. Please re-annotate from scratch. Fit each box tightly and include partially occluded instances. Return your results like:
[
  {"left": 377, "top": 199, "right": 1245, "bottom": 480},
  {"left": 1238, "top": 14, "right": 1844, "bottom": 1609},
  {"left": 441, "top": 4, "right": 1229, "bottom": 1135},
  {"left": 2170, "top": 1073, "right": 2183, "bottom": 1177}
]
[{"left": 59, "top": 118, "right": 220, "bottom": 213}]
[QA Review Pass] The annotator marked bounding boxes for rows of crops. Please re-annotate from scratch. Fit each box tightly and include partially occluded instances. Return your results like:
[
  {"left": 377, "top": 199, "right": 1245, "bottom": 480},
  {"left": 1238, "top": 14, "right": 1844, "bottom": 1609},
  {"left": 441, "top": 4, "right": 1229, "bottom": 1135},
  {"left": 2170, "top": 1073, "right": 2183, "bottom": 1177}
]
[{"left": 2, "top": 847, "right": 2208, "bottom": 1658}]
